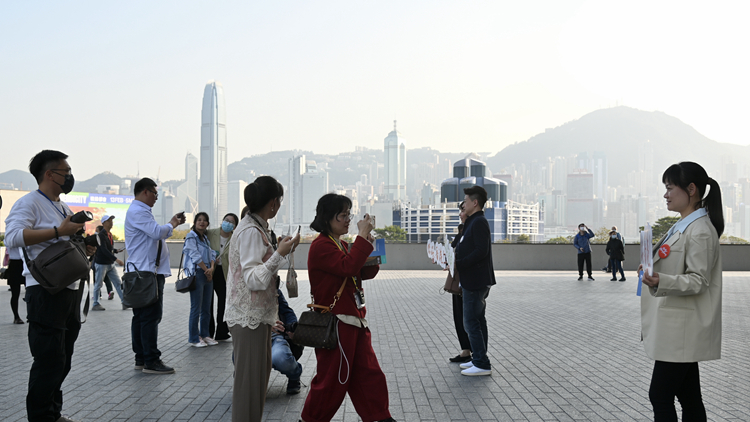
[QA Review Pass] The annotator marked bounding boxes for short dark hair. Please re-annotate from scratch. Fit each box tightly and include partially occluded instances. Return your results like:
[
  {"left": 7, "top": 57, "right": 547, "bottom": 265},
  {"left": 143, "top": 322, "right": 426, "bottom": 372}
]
[
  {"left": 244, "top": 176, "right": 284, "bottom": 214},
  {"left": 223, "top": 213, "right": 239, "bottom": 226},
  {"left": 463, "top": 185, "right": 488, "bottom": 208},
  {"left": 310, "top": 193, "right": 352, "bottom": 235},
  {"left": 29, "top": 150, "right": 68, "bottom": 183},
  {"left": 133, "top": 178, "right": 157, "bottom": 196}
]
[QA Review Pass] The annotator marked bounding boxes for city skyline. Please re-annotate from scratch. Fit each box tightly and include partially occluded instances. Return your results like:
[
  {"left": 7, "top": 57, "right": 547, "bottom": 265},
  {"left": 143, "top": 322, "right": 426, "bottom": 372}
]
[{"left": 2, "top": 2, "right": 749, "bottom": 182}]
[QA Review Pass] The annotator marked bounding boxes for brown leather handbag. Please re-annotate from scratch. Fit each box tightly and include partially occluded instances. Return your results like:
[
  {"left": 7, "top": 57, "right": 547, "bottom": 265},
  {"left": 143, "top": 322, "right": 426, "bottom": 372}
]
[
  {"left": 444, "top": 270, "right": 461, "bottom": 295},
  {"left": 292, "top": 278, "right": 348, "bottom": 349}
]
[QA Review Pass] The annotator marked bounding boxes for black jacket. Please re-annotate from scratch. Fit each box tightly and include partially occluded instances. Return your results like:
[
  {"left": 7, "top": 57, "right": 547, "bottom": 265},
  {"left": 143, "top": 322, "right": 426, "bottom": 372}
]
[
  {"left": 606, "top": 238, "right": 625, "bottom": 261},
  {"left": 94, "top": 230, "right": 118, "bottom": 265},
  {"left": 455, "top": 211, "right": 496, "bottom": 291}
]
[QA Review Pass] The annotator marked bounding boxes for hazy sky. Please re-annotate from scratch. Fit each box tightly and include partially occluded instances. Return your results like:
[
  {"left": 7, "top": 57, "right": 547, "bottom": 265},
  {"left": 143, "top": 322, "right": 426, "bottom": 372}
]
[{"left": 2, "top": 1, "right": 748, "bottom": 181}]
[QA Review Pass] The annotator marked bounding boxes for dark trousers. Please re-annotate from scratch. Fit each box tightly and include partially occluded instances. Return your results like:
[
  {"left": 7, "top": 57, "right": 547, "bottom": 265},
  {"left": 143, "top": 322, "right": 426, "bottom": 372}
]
[
  {"left": 452, "top": 293, "right": 471, "bottom": 351},
  {"left": 577, "top": 252, "right": 592, "bottom": 277},
  {"left": 131, "top": 275, "right": 165, "bottom": 365},
  {"left": 8, "top": 259, "right": 25, "bottom": 320},
  {"left": 462, "top": 286, "right": 491, "bottom": 370},
  {"left": 208, "top": 267, "right": 229, "bottom": 339},
  {"left": 649, "top": 361, "right": 706, "bottom": 422},
  {"left": 609, "top": 259, "right": 625, "bottom": 278},
  {"left": 25, "top": 285, "right": 81, "bottom": 422}
]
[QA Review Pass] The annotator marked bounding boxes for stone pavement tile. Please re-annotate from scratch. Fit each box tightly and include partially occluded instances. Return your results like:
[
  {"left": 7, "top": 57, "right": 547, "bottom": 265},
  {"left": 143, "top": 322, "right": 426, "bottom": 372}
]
[{"left": 2, "top": 270, "right": 750, "bottom": 421}]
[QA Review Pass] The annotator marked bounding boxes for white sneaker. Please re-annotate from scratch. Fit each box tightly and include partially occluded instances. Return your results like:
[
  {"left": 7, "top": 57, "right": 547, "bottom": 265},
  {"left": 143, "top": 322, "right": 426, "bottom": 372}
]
[
  {"left": 189, "top": 340, "right": 208, "bottom": 348},
  {"left": 459, "top": 362, "right": 474, "bottom": 369},
  {"left": 202, "top": 337, "right": 219, "bottom": 346},
  {"left": 461, "top": 366, "right": 492, "bottom": 376}
]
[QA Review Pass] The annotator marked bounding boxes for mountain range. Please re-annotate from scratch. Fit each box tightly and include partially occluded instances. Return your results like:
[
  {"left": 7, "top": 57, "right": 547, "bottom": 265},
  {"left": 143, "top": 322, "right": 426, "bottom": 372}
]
[
  {"left": 485, "top": 106, "right": 750, "bottom": 185},
  {"left": 1, "top": 106, "right": 747, "bottom": 193}
]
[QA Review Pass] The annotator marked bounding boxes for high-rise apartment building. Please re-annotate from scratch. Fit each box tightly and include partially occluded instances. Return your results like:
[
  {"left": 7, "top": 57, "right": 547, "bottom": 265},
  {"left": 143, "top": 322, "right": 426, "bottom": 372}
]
[
  {"left": 301, "top": 161, "right": 329, "bottom": 225},
  {"left": 199, "top": 80, "right": 228, "bottom": 222},
  {"left": 566, "top": 171, "right": 593, "bottom": 227},
  {"left": 384, "top": 121, "right": 407, "bottom": 201}
]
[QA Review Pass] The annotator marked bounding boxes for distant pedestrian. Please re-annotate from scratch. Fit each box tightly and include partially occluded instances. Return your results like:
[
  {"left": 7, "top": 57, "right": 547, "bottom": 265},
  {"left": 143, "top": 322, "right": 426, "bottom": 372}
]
[
  {"left": 4, "top": 150, "right": 97, "bottom": 422},
  {"left": 640, "top": 162, "right": 723, "bottom": 421},
  {"left": 125, "top": 178, "right": 186, "bottom": 374},
  {"left": 225, "top": 176, "right": 299, "bottom": 422},
  {"left": 573, "top": 223, "right": 595, "bottom": 281},
  {"left": 183, "top": 212, "right": 218, "bottom": 348},
  {"left": 206, "top": 212, "right": 239, "bottom": 341},
  {"left": 448, "top": 201, "right": 472, "bottom": 364},
  {"left": 5, "top": 246, "right": 26, "bottom": 324},
  {"left": 602, "top": 226, "right": 624, "bottom": 272},
  {"left": 455, "top": 185, "right": 496, "bottom": 377},
  {"left": 605, "top": 230, "right": 625, "bottom": 281},
  {"left": 91, "top": 215, "right": 125, "bottom": 310}
]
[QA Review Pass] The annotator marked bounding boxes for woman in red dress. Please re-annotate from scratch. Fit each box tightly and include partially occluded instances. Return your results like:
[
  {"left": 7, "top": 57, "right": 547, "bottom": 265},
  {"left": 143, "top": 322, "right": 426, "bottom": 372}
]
[{"left": 300, "top": 194, "right": 395, "bottom": 422}]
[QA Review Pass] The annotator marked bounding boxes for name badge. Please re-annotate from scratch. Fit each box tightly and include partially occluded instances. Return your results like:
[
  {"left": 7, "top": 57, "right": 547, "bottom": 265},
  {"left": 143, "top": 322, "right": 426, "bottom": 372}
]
[{"left": 658, "top": 244, "right": 670, "bottom": 259}]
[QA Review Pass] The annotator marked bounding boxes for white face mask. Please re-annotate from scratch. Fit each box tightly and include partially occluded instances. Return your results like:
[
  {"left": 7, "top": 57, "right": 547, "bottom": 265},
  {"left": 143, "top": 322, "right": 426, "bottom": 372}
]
[
  {"left": 579, "top": 227, "right": 585, "bottom": 232},
  {"left": 611, "top": 235, "right": 616, "bottom": 239}
]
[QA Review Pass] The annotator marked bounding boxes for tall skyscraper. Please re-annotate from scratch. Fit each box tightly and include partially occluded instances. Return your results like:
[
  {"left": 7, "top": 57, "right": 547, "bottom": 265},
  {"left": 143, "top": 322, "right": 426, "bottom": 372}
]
[
  {"left": 176, "top": 152, "right": 200, "bottom": 216},
  {"left": 288, "top": 155, "right": 306, "bottom": 225},
  {"left": 384, "top": 121, "right": 407, "bottom": 201},
  {"left": 199, "top": 80, "right": 228, "bottom": 221},
  {"left": 592, "top": 151, "right": 608, "bottom": 199}
]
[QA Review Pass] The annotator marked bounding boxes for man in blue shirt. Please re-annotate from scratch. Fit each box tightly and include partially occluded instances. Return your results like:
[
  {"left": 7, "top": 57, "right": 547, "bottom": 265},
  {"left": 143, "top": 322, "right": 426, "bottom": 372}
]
[
  {"left": 573, "top": 223, "right": 595, "bottom": 281},
  {"left": 124, "top": 178, "right": 185, "bottom": 374}
]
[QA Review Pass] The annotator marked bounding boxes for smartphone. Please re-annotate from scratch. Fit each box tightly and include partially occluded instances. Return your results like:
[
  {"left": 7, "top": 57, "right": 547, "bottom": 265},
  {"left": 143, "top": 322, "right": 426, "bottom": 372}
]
[{"left": 293, "top": 225, "right": 301, "bottom": 237}]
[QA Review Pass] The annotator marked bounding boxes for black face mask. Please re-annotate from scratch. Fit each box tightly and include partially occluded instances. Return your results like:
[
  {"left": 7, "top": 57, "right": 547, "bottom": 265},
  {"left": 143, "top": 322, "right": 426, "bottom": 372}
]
[{"left": 55, "top": 173, "right": 75, "bottom": 194}]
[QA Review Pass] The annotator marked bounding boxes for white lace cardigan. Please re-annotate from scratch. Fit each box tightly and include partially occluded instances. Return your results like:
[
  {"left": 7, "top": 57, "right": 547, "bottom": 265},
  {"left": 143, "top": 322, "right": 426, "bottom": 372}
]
[{"left": 224, "top": 214, "right": 285, "bottom": 330}]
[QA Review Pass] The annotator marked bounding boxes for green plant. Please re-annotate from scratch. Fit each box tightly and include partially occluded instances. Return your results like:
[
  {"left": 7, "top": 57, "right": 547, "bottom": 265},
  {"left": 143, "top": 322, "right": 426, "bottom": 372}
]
[
  {"left": 373, "top": 225, "right": 406, "bottom": 243},
  {"left": 517, "top": 234, "right": 530, "bottom": 243},
  {"left": 546, "top": 236, "right": 571, "bottom": 244},
  {"left": 650, "top": 216, "right": 680, "bottom": 243}
]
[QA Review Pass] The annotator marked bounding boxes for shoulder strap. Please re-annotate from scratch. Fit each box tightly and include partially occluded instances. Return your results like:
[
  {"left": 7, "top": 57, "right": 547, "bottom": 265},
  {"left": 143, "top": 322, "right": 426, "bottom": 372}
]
[
  {"left": 306, "top": 277, "right": 348, "bottom": 313},
  {"left": 155, "top": 240, "right": 163, "bottom": 272}
]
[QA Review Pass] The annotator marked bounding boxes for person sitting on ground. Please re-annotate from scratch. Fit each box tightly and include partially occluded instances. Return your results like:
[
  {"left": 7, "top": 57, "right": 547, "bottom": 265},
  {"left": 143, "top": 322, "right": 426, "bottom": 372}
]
[{"left": 271, "top": 288, "right": 304, "bottom": 395}]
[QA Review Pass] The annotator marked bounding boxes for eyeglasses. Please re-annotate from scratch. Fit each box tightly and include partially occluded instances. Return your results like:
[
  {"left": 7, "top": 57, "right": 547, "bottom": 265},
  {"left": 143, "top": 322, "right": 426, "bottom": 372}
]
[
  {"left": 148, "top": 189, "right": 159, "bottom": 199},
  {"left": 50, "top": 168, "right": 72, "bottom": 176},
  {"left": 336, "top": 212, "right": 353, "bottom": 222}
]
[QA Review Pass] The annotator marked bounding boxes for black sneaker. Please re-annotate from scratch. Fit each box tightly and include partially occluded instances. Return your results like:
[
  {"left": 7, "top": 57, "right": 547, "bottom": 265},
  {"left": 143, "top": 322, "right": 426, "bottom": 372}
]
[
  {"left": 286, "top": 379, "right": 301, "bottom": 395},
  {"left": 610, "top": 278, "right": 617, "bottom": 281},
  {"left": 619, "top": 277, "right": 626, "bottom": 282},
  {"left": 588, "top": 276, "right": 595, "bottom": 281},
  {"left": 577, "top": 276, "right": 583, "bottom": 281},
  {"left": 449, "top": 354, "right": 472, "bottom": 363},
  {"left": 143, "top": 360, "right": 175, "bottom": 374},
  {"left": 134, "top": 361, "right": 145, "bottom": 370}
]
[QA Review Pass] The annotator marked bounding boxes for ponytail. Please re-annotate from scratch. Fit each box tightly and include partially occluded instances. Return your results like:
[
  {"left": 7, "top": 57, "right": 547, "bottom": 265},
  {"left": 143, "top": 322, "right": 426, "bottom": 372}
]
[
  {"left": 662, "top": 162, "right": 724, "bottom": 237},
  {"left": 244, "top": 176, "right": 284, "bottom": 214},
  {"left": 703, "top": 177, "right": 724, "bottom": 236}
]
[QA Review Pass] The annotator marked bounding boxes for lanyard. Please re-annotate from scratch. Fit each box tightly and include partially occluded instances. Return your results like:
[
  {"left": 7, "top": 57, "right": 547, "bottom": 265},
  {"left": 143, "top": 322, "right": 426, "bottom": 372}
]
[
  {"left": 37, "top": 189, "right": 68, "bottom": 219},
  {"left": 328, "top": 235, "right": 359, "bottom": 288}
]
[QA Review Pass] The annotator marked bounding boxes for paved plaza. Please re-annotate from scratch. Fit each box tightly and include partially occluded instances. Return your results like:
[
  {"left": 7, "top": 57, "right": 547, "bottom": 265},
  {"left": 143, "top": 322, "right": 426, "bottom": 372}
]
[{"left": 1, "top": 270, "right": 749, "bottom": 421}]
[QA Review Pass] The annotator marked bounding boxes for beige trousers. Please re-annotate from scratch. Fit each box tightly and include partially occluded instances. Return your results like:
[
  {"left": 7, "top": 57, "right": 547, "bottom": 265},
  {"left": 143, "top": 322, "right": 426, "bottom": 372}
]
[{"left": 230, "top": 324, "right": 272, "bottom": 422}]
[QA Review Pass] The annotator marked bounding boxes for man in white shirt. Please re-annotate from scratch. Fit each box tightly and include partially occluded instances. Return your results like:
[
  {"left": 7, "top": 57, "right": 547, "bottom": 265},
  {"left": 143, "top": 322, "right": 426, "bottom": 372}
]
[
  {"left": 4, "top": 150, "right": 96, "bottom": 422},
  {"left": 124, "top": 177, "right": 185, "bottom": 374}
]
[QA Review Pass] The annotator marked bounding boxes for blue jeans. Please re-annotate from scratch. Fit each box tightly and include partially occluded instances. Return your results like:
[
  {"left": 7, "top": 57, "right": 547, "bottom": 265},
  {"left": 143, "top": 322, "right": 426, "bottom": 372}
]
[
  {"left": 271, "top": 333, "right": 302, "bottom": 381},
  {"left": 188, "top": 269, "right": 212, "bottom": 343},
  {"left": 131, "top": 275, "right": 165, "bottom": 365},
  {"left": 462, "top": 286, "right": 491, "bottom": 370},
  {"left": 93, "top": 263, "right": 123, "bottom": 306}
]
